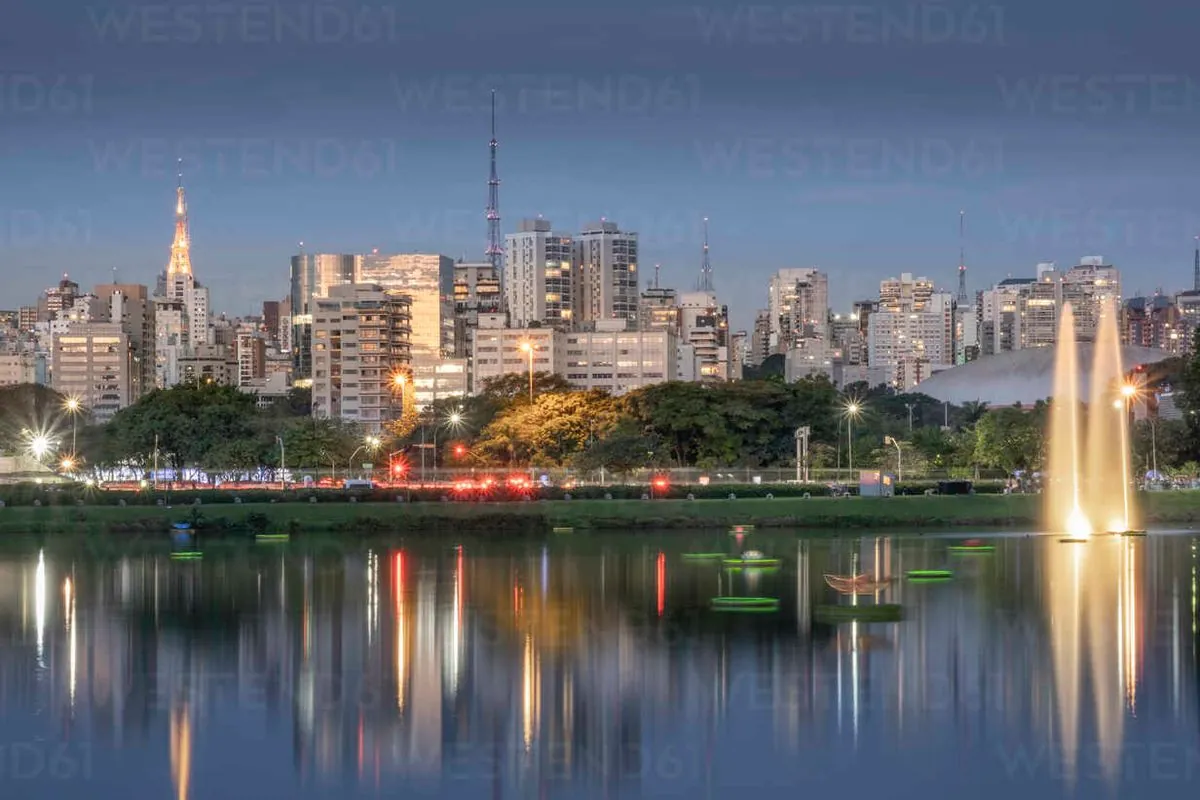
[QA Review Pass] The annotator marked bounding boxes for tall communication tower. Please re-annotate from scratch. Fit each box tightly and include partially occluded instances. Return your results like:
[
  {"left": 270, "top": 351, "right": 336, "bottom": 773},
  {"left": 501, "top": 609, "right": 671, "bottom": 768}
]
[
  {"left": 956, "top": 210, "right": 968, "bottom": 305},
  {"left": 485, "top": 90, "right": 502, "bottom": 277},
  {"left": 699, "top": 217, "right": 713, "bottom": 292}
]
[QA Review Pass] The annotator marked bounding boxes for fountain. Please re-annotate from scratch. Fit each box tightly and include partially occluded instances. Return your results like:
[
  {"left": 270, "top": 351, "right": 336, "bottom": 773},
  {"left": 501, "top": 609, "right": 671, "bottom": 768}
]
[{"left": 1044, "top": 298, "right": 1139, "bottom": 539}]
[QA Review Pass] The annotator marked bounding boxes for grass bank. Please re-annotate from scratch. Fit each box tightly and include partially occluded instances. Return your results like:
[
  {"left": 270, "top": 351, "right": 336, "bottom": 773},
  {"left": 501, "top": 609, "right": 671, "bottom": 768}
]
[{"left": 2, "top": 491, "right": 1198, "bottom": 539}]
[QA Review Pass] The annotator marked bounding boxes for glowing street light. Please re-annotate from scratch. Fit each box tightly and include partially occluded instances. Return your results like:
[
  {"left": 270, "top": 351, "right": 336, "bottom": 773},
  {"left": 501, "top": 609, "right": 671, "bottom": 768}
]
[
  {"left": 841, "top": 399, "right": 864, "bottom": 474},
  {"left": 60, "top": 457, "right": 75, "bottom": 472},
  {"left": 63, "top": 396, "right": 82, "bottom": 455},
  {"left": 519, "top": 341, "right": 535, "bottom": 404},
  {"left": 27, "top": 434, "right": 53, "bottom": 460}
]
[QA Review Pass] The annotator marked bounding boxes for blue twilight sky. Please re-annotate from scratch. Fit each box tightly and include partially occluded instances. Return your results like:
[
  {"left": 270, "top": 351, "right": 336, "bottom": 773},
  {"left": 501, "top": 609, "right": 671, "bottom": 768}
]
[{"left": 1, "top": 0, "right": 1199, "bottom": 329}]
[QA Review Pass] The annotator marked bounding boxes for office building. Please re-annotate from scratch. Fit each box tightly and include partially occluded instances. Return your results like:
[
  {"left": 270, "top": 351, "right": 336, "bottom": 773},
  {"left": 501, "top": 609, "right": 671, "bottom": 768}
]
[
  {"left": 357, "top": 253, "right": 454, "bottom": 361},
  {"left": 574, "top": 220, "right": 639, "bottom": 327},
  {"left": 453, "top": 259, "right": 503, "bottom": 356},
  {"left": 470, "top": 327, "right": 559, "bottom": 391},
  {"left": 0, "top": 353, "right": 34, "bottom": 386},
  {"left": 39, "top": 276, "right": 80, "bottom": 322},
  {"left": 1062, "top": 258, "right": 1122, "bottom": 340},
  {"left": 678, "top": 291, "right": 729, "bottom": 381},
  {"left": 178, "top": 344, "right": 238, "bottom": 385},
  {"left": 290, "top": 253, "right": 360, "bottom": 382},
  {"left": 18, "top": 306, "right": 37, "bottom": 333},
  {"left": 747, "top": 309, "right": 771, "bottom": 367},
  {"left": 563, "top": 322, "right": 677, "bottom": 393},
  {"left": 1124, "top": 295, "right": 1183, "bottom": 353},
  {"left": 767, "top": 269, "right": 828, "bottom": 352},
  {"left": 504, "top": 219, "right": 573, "bottom": 328},
  {"left": 638, "top": 286, "right": 680, "bottom": 333},
  {"left": 868, "top": 283, "right": 954, "bottom": 390},
  {"left": 311, "top": 284, "right": 412, "bottom": 430},
  {"left": 94, "top": 284, "right": 156, "bottom": 399},
  {"left": 51, "top": 323, "right": 134, "bottom": 422},
  {"left": 237, "top": 332, "right": 267, "bottom": 386}
]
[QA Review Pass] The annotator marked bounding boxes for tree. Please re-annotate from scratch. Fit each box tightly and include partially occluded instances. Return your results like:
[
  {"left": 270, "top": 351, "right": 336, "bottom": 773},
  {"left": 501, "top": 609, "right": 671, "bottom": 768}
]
[
  {"left": 574, "top": 419, "right": 667, "bottom": 475},
  {"left": 478, "top": 371, "right": 573, "bottom": 404},
  {"left": 973, "top": 407, "right": 1043, "bottom": 474},
  {"left": 474, "top": 390, "right": 622, "bottom": 466}
]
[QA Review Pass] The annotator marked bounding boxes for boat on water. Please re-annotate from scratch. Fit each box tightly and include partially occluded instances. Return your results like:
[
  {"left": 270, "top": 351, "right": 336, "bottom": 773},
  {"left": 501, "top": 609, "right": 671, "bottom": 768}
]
[{"left": 823, "top": 573, "right": 893, "bottom": 594}]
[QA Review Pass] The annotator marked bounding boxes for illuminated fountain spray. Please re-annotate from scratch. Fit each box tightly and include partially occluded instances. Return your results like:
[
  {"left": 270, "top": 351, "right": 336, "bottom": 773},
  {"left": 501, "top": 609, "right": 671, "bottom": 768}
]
[
  {"left": 1045, "top": 299, "right": 1138, "bottom": 536},
  {"left": 1047, "top": 304, "right": 1091, "bottom": 539},
  {"left": 1086, "top": 297, "right": 1135, "bottom": 533}
]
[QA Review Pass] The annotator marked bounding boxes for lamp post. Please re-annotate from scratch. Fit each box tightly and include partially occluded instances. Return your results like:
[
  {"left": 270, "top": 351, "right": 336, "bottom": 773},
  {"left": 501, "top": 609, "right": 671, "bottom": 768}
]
[
  {"left": 884, "top": 435, "right": 902, "bottom": 482},
  {"left": 842, "top": 400, "right": 863, "bottom": 477},
  {"left": 348, "top": 436, "right": 381, "bottom": 479},
  {"left": 904, "top": 402, "right": 916, "bottom": 434},
  {"left": 519, "top": 341, "right": 535, "bottom": 404},
  {"left": 63, "top": 396, "right": 81, "bottom": 455},
  {"left": 276, "top": 436, "right": 286, "bottom": 489}
]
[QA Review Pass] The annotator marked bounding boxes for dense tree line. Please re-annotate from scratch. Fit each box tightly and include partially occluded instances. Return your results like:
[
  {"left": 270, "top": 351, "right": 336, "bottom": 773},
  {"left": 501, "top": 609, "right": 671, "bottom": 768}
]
[{"left": 2, "top": 335, "right": 1199, "bottom": 481}]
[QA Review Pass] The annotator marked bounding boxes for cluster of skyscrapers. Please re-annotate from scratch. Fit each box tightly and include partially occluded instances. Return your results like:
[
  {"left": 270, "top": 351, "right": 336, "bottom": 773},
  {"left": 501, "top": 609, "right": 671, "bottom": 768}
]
[{"left": 3, "top": 100, "right": 1199, "bottom": 429}]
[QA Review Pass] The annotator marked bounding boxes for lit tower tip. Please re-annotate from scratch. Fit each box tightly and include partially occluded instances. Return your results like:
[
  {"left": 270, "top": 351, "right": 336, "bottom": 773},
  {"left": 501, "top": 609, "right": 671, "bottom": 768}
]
[
  {"left": 699, "top": 216, "right": 713, "bottom": 293},
  {"left": 167, "top": 160, "right": 192, "bottom": 276}
]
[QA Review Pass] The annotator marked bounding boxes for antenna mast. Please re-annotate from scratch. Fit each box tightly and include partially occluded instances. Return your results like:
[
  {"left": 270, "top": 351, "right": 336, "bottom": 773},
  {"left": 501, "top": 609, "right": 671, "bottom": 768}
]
[
  {"left": 485, "top": 90, "right": 502, "bottom": 277},
  {"left": 956, "top": 210, "right": 968, "bottom": 305},
  {"left": 699, "top": 217, "right": 713, "bottom": 292}
]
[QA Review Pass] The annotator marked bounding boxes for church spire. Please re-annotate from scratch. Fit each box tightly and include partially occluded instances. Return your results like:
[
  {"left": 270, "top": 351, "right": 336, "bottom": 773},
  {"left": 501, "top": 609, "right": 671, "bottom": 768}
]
[{"left": 167, "top": 158, "right": 192, "bottom": 276}]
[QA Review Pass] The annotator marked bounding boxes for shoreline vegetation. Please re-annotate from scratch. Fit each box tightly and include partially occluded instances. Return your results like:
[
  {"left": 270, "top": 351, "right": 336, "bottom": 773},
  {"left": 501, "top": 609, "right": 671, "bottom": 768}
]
[{"left": 1, "top": 490, "right": 1199, "bottom": 540}]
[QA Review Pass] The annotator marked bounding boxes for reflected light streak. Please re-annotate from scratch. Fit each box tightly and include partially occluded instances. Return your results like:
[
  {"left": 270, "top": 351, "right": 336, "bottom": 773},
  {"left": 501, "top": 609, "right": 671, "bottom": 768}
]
[
  {"left": 366, "top": 551, "right": 378, "bottom": 647},
  {"left": 64, "top": 577, "right": 76, "bottom": 707},
  {"left": 522, "top": 633, "right": 539, "bottom": 751},
  {"left": 656, "top": 552, "right": 665, "bottom": 617},
  {"left": 35, "top": 550, "right": 46, "bottom": 667},
  {"left": 170, "top": 702, "right": 192, "bottom": 800},
  {"left": 446, "top": 547, "right": 463, "bottom": 696},
  {"left": 393, "top": 550, "right": 407, "bottom": 713},
  {"left": 1120, "top": 540, "right": 1140, "bottom": 713}
]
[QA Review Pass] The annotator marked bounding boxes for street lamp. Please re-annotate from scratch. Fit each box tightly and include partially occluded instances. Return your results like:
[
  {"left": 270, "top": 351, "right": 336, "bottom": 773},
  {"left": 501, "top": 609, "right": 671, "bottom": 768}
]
[
  {"left": 348, "top": 436, "right": 382, "bottom": 478},
  {"left": 27, "top": 433, "right": 53, "bottom": 460},
  {"left": 63, "top": 396, "right": 81, "bottom": 455},
  {"left": 276, "top": 436, "right": 286, "bottom": 489},
  {"left": 884, "top": 435, "right": 902, "bottom": 482},
  {"left": 841, "top": 400, "right": 863, "bottom": 475},
  {"left": 519, "top": 341, "right": 535, "bottom": 404}
]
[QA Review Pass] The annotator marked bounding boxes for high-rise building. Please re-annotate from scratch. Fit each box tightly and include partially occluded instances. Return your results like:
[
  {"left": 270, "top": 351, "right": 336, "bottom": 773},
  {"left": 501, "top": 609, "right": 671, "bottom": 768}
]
[
  {"left": 678, "top": 291, "right": 729, "bottom": 381},
  {"left": 236, "top": 332, "right": 267, "bottom": 386},
  {"left": 868, "top": 281, "right": 954, "bottom": 390},
  {"left": 747, "top": 309, "right": 771, "bottom": 367},
  {"left": 18, "top": 306, "right": 37, "bottom": 333},
  {"left": 94, "top": 284, "right": 155, "bottom": 399},
  {"left": 178, "top": 344, "right": 238, "bottom": 385},
  {"left": 1062, "top": 258, "right": 1121, "bottom": 340},
  {"left": 289, "top": 253, "right": 360, "bottom": 382},
  {"left": 452, "top": 259, "right": 502, "bottom": 357},
  {"left": 51, "top": 323, "right": 135, "bottom": 422},
  {"left": 39, "top": 276, "right": 79, "bottom": 322},
  {"left": 767, "top": 269, "right": 828, "bottom": 352},
  {"left": 357, "top": 253, "right": 454, "bottom": 361},
  {"left": 729, "top": 331, "right": 747, "bottom": 380},
  {"left": 262, "top": 301, "right": 281, "bottom": 343},
  {"left": 639, "top": 286, "right": 680, "bottom": 333},
  {"left": 574, "top": 220, "right": 639, "bottom": 328},
  {"left": 311, "top": 284, "right": 412, "bottom": 430},
  {"left": 504, "top": 219, "right": 573, "bottom": 329},
  {"left": 470, "top": 327, "right": 559, "bottom": 392},
  {"left": 1124, "top": 295, "right": 1183, "bottom": 352}
]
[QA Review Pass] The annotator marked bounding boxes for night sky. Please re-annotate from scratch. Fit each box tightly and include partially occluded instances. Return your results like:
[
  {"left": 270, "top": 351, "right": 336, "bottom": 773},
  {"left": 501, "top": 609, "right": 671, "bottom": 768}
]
[{"left": 2, "top": 0, "right": 1198, "bottom": 327}]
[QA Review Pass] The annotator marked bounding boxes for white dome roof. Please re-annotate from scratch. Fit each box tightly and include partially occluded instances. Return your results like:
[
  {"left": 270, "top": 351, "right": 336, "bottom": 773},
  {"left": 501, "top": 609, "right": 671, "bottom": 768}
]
[{"left": 917, "top": 345, "right": 1172, "bottom": 406}]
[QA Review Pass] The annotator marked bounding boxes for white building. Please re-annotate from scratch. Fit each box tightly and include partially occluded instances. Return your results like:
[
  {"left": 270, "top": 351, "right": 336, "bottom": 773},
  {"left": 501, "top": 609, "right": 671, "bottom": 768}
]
[
  {"left": 504, "top": 219, "right": 573, "bottom": 329},
  {"left": 470, "top": 327, "right": 559, "bottom": 391},
  {"left": 0, "top": 353, "right": 34, "bottom": 386},
  {"left": 51, "top": 323, "right": 134, "bottom": 423},
  {"left": 867, "top": 284, "right": 954, "bottom": 390},
  {"left": 574, "top": 220, "right": 639, "bottom": 328},
  {"left": 562, "top": 321, "right": 676, "bottom": 393},
  {"left": 311, "top": 284, "right": 412, "bottom": 430},
  {"left": 470, "top": 323, "right": 676, "bottom": 395}
]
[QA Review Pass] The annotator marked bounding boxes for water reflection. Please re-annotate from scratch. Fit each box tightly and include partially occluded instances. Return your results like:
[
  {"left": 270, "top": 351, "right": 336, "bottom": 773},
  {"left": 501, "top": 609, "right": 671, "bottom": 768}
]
[{"left": 0, "top": 533, "right": 1197, "bottom": 798}]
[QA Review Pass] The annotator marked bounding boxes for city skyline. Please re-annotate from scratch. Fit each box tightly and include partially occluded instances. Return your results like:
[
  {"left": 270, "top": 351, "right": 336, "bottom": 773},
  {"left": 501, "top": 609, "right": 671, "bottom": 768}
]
[{"left": 4, "top": 1, "right": 1200, "bottom": 327}]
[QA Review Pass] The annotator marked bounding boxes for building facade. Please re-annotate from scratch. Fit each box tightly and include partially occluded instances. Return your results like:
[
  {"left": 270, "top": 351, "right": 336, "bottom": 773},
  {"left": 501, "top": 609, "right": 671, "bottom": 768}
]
[
  {"left": 51, "top": 323, "right": 134, "bottom": 422},
  {"left": 574, "top": 221, "right": 639, "bottom": 328},
  {"left": 311, "top": 284, "right": 412, "bottom": 430},
  {"left": 767, "top": 268, "right": 829, "bottom": 353},
  {"left": 504, "top": 219, "right": 573, "bottom": 329},
  {"left": 289, "top": 253, "right": 360, "bottom": 382}
]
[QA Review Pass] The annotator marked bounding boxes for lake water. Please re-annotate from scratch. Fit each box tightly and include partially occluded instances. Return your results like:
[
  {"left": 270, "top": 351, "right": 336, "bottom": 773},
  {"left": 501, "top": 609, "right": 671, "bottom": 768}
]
[{"left": 1, "top": 530, "right": 1198, "bottom": 799}]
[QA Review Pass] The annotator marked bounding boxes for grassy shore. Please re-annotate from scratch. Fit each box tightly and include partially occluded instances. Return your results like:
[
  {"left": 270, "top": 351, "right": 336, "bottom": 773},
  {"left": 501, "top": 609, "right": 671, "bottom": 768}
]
[{"left": 2, "top": 491, "right": 1198, "bottom": 539}]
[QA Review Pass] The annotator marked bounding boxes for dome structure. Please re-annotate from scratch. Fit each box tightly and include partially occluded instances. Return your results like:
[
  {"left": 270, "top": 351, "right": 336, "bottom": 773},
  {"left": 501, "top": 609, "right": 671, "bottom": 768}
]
[{"left": 917, "top": 345, "right": 1173, "bottom": 406}]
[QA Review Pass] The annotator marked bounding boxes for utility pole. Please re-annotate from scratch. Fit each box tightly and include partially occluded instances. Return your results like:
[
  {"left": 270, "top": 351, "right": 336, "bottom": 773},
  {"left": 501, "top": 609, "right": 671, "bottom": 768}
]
[{"left": 904, "top": 403, "right": 916, "bottom": 433}]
